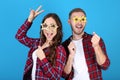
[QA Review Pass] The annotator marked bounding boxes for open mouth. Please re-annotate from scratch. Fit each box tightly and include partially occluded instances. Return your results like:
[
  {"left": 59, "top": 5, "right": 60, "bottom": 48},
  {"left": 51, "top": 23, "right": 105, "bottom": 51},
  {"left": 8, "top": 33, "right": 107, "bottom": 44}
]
[
  {"left": 46, "top": 32, "right": 54, "bottom": 38},
  {"left": 76, "top": 24, "right": 83, "bottom": 29}
]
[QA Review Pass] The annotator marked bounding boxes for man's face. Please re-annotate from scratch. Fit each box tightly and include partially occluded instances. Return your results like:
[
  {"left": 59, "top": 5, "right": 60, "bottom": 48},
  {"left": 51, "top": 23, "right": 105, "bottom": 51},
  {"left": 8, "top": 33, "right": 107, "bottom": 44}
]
[{"left": 68, "top": 12, "right": 87, "bottom": 35}]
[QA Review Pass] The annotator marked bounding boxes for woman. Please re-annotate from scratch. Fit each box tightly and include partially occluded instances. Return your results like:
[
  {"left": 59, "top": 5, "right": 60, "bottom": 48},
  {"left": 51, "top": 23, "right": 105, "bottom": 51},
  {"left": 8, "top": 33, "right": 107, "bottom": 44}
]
[{"left": 15, "top": 6, "right": 66, "bottom": 80}]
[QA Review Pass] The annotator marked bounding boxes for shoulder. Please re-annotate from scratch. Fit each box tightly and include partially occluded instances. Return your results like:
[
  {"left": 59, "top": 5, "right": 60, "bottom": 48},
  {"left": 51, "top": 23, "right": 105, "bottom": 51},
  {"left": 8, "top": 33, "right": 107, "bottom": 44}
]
[
  {"left": 82, "top": 32, "right": 93, "bottom": 43},
  {"left": 62, "top": 36, "right": 72, "bottom": 47},
  {"left": 84, "top": 32, "right": 92, "bottom": 39},
  {"left": 56, "top": 45, "right": 66, "bottom": 56},
  {"left": 31, "top": 38, "right": 40, "bottom": 47},
  {"left": 57, "top": 45, "right": 66, "bottom": 52}
]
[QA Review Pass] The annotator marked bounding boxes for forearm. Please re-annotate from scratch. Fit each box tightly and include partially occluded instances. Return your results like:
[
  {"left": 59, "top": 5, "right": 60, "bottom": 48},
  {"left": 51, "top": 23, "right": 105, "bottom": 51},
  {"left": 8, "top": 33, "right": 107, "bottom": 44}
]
[
  {"left": 15, "top": 20, "right": 31, "bottom": 38},
  {"left": 37, "top": 58, "right": 65, "bottom": 79},
  {"left": 94, "top": 45, "right": 106, "bottom": 65},
  {"left": 15, "top": 20, "right": 36, "bottom": 48},
  {"left": 64, "top": 54, "right": 74, "bottom": 74},
  {"left": 28, "top": 17, "right": 34, "bottom": 22}
]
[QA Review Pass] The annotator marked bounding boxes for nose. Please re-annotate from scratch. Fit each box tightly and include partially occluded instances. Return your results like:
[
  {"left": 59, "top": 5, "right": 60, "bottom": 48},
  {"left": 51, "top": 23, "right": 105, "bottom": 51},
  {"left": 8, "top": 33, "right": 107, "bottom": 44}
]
[
  {"left": 77, "top": 21, "right": 82, "bottom": 25},
  {"left": 46, "top": 27, "right": 52, "bottom": 32}
]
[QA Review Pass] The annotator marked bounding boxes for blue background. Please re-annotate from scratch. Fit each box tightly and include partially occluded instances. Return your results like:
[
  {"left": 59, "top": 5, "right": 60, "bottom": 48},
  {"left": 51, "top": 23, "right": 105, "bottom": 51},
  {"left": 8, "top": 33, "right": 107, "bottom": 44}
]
[{"left": 0, "top": 0, "right": 119, "bottom": 80}]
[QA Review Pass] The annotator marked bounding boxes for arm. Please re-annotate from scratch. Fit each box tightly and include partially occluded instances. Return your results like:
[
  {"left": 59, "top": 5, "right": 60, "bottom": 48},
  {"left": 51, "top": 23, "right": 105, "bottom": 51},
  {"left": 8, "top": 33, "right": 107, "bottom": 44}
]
[
  {"left": 15, "top": 20, "right": 35, "bottom": 48},
  {"left": 15, "top": 6, "right": 44, "bottom": 48},
  {"left": 93, "top": 44, "right": 106, "bottom": 65},
  {"left": 63, "top": 53, "right": 74, "bottom": 74},
  {"left": 91, "top": 32, "right": 110, "bottom": 69},
  {"left": 37, "top": 45, "right": 66, "bottom": 79},
  {"left": 63, "top": 42, "right": 75, "bottom": 74}
]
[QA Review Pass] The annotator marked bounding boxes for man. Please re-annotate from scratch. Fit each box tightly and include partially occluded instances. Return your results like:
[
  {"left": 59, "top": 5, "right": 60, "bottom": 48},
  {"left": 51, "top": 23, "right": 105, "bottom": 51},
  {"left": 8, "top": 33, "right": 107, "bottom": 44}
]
[{"left": 62, "top": 8, "right": 110, "bottom": 80}]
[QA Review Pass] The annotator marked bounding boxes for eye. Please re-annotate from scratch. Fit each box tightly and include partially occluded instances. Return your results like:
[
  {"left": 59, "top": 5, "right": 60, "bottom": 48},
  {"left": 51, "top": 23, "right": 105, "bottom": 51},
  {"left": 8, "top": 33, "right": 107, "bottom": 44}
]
[
  {"left": 75, "top": 18, "right": 78, "bottom": 21},
  {"left": 81, "top": 18, "right": 85, "bottom": 21},
  {"left": 51, "top": 24, "right": 56, "bottom": 28},
  {"left": 42, "top": 23, "right": 47, "bottom": 28},
  {"left": 81, "top": 16, "right": 86, "bottom": 22}
]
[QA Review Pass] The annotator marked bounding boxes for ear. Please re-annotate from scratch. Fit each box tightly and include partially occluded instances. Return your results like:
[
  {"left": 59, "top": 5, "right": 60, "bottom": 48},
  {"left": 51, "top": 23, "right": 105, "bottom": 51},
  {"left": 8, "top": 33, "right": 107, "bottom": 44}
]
[{"left": 68, "top": 19, "right": 71, "bottom": 24}]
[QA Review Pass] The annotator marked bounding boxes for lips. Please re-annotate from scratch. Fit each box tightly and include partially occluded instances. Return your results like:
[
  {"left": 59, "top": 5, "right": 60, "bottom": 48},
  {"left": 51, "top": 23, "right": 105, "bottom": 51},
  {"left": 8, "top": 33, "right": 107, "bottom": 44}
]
[
  {"left": 46, "top": 32, "right": 54, "bottom": 38},
  {"left": 76, "top": 24, "right": 83, "bottom": 29}
]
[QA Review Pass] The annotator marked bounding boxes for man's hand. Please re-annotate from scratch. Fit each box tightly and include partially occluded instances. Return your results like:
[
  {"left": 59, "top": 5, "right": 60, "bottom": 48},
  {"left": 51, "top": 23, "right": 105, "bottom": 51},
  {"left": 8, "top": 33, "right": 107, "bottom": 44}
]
[
  {"left": 91, "top": 32, "right": 107, "bottom": 65},
  {"left": 68, "top": 41, "right": 76, "bottom": 57},
  {"left": 91, "top": 32, "right": 100, "bottom": 48}
]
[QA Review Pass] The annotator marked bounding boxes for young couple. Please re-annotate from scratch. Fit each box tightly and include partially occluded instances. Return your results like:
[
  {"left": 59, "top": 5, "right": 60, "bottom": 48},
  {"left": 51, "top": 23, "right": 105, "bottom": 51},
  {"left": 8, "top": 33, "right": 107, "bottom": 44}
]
[{"left": 15, "top": 6, "right": 110, "bottom": 80}]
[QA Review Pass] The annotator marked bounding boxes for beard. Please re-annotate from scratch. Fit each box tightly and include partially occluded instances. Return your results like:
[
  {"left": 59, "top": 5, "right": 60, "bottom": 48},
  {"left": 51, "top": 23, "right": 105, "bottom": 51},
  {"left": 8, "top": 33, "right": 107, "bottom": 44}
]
[{"left": 72, "top": 26, "right": 85, "bottom": 35}]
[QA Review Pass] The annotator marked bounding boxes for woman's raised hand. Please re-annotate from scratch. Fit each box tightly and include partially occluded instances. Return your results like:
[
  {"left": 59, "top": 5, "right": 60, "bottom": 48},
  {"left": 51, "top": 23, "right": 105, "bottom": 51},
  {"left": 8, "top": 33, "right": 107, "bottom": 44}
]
[{"left": 28, "top": 5, "right": 44, "bottom": 22}]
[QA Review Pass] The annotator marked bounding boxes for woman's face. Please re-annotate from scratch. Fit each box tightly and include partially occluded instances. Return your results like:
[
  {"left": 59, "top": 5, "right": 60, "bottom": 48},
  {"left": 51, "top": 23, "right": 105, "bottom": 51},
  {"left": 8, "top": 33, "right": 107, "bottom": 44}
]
[{"left": 42, "top": 17, "right": 58, "bottom": 42}]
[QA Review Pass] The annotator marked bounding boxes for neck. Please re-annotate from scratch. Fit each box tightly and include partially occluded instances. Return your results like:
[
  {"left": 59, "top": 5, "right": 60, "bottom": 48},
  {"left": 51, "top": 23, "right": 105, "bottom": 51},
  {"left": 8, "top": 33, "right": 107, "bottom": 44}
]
[{"left": 72, "top": 32, "right": 84, "bottom": 40}]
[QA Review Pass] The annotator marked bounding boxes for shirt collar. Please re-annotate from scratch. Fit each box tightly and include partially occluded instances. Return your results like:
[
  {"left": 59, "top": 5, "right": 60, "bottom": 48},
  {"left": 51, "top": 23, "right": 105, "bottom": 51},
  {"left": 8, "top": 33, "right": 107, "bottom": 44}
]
[{"left": 70, "top": 32, "right": 88, "bottom": 40}]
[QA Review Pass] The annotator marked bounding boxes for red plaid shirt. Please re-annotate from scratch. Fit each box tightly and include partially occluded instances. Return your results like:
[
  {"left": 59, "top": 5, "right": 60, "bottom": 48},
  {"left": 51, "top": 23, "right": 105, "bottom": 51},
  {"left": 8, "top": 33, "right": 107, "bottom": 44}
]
[
  {"left": 62, "top": 32, "right": 110, "bottom": 80},
  {"left": 15, "top": 20, "right": 66, "bottom": 80}
]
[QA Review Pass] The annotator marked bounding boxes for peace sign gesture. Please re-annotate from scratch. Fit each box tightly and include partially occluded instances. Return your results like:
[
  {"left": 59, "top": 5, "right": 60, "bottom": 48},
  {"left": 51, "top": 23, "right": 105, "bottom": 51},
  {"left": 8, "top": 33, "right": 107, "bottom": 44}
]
[{"left": 28, "top": 6, "right": 44, "bottom": 22}]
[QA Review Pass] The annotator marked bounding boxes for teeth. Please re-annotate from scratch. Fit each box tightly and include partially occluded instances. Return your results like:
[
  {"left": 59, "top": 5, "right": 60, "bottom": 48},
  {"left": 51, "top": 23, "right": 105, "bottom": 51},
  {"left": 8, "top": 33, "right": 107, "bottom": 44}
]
[
  {"left": 76, "top": 26, "right": 82, "bottom": 28},
  {"left": 78, "top": 26, "right": 81, "bottom": 28},
  {"left": 76, "top": 24, "right": 82, "bottom": 28}
]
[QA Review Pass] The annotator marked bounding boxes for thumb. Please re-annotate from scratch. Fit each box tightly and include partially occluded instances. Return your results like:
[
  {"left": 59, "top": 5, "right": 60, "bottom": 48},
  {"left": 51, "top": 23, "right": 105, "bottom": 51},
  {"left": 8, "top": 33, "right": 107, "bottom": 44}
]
[{"left": 92, "top": 32, "right": 96, "bottom": 35}]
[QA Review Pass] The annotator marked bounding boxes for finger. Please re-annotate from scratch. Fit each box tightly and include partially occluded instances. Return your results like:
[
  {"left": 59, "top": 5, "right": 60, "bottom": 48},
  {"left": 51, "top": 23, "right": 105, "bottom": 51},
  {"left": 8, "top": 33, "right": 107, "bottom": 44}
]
[
  {"left": 70, "top": 42, "right": 76, "bottom": 50},
  {"left": 35, "top": 10, "right": 44, "bottom": 17},
  {"left": 92, "top": 32, "right": 99, "bottom": 39},
  {"left": 92, "top": 37, "right": 97, "bottom": 42},
  {"left": 95, "top": 34, "right": 100, "bottom": 39},
  {"left": 94, "top": 34, "right": 100, "bottom": 40},
  {"left": 69, "top": 41, "right": 74, "bottom": 46},
  {"left": 36, "top": 10, "right": 44, "bottom": 15},
  {"left": 92, "top": 32, "right": 96, "bottom": 35},
  {"left": 36, "top": 5, "right": 42, "bottom": 12},
  {"left": 93, "top": 35, "right": 98, "bottom": 40}
]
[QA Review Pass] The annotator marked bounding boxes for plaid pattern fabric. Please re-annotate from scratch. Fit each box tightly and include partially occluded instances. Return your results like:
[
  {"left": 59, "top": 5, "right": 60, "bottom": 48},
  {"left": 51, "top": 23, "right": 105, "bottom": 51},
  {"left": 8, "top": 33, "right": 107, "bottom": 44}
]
[
  {"left": 15, "top": 20, "right": 66, "bottom": 80},
  {"left": 62, "top": 32, "right": 110, "bottom": 80}
]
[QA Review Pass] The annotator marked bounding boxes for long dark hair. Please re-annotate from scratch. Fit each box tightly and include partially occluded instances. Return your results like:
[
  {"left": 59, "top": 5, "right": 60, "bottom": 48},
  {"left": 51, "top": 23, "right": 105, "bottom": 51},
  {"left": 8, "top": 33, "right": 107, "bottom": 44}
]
[{"left": 40, "top": 13, "right": 63, "bottom": 66}]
